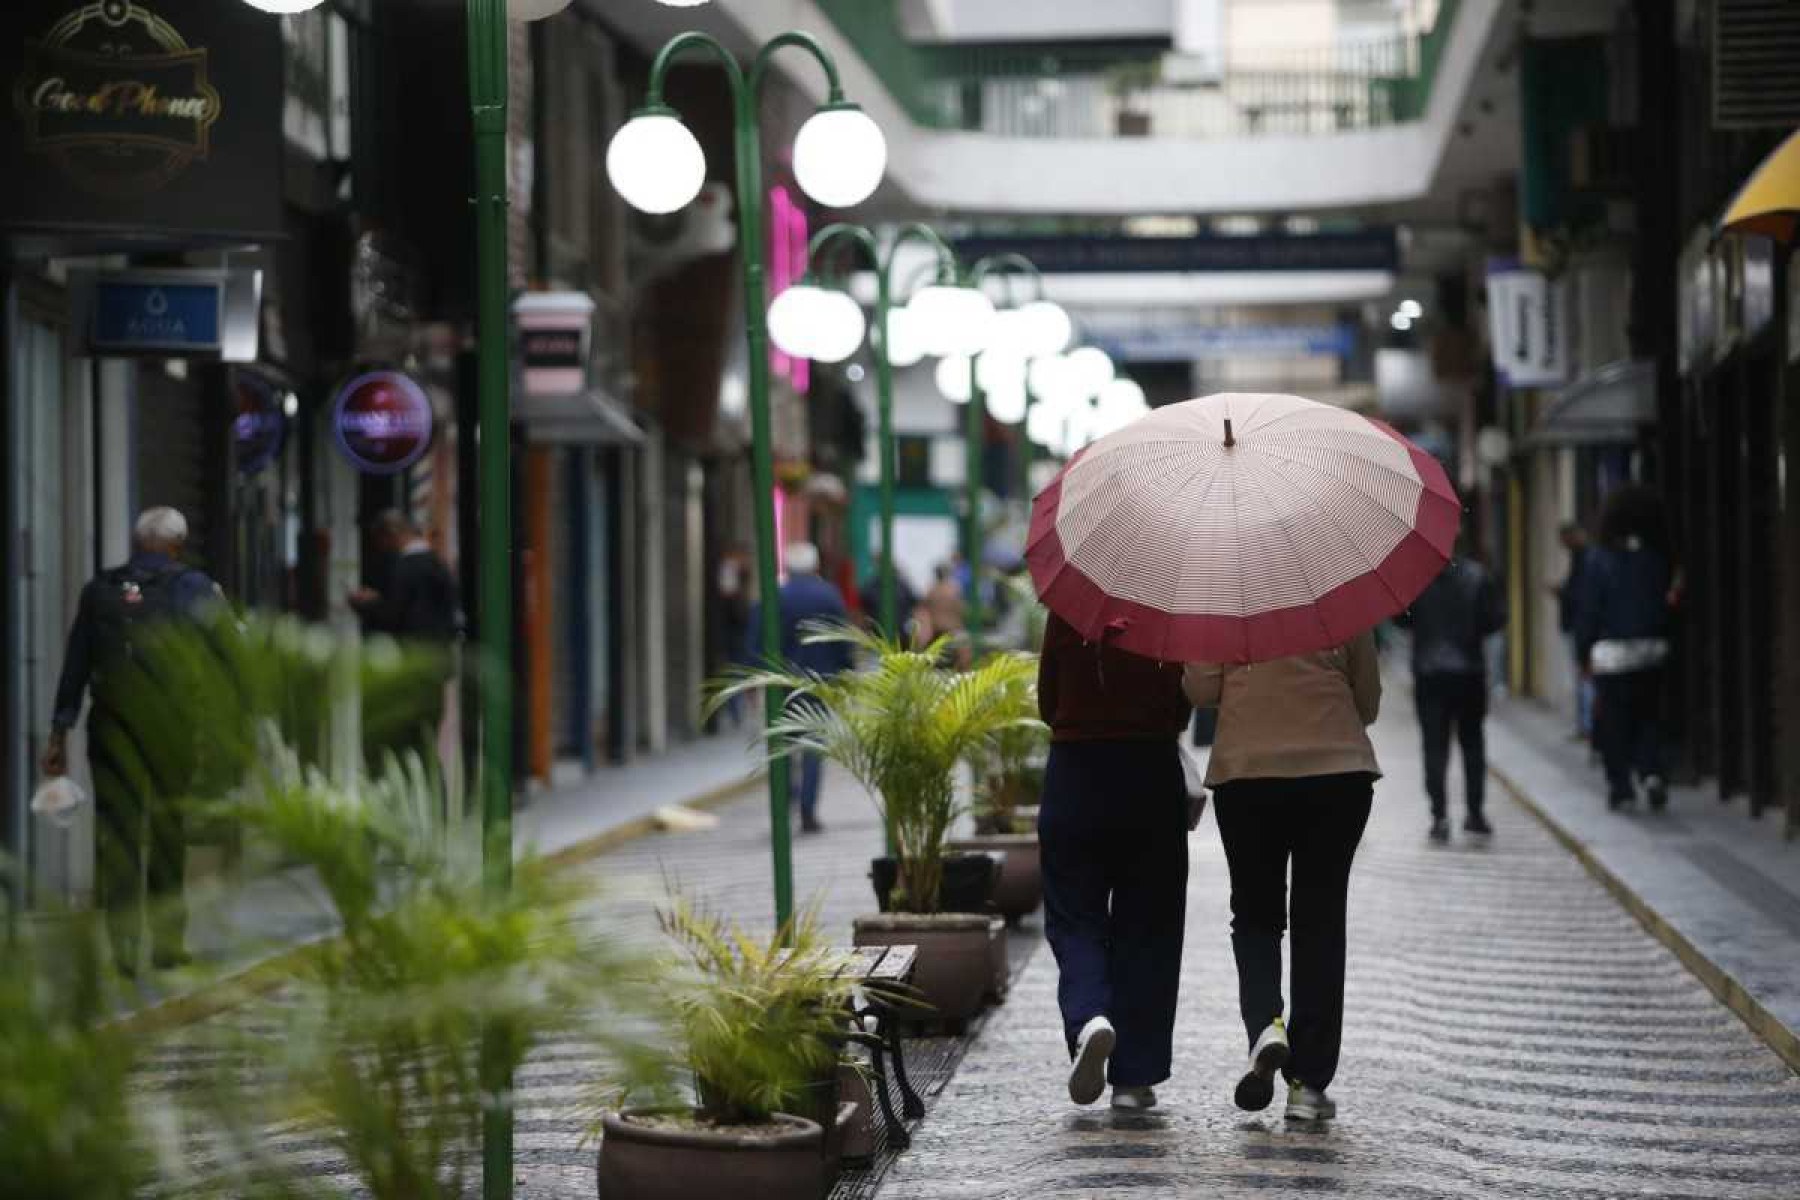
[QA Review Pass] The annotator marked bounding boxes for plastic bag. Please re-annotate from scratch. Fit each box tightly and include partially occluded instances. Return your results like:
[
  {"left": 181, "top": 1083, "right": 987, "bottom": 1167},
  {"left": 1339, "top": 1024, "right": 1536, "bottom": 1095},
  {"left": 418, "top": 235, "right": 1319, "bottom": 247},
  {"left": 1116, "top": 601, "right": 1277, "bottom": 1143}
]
[{"left": 31, "top": 776, "right": 87, "bottom": 829}]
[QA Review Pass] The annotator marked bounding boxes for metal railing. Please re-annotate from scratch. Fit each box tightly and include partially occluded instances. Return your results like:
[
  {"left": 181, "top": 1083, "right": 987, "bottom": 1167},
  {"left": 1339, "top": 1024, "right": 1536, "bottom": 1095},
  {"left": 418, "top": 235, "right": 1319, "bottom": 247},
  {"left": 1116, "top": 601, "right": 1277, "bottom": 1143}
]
[{"left": 814, "top": 0, "right": 1462, "bottom": 140}]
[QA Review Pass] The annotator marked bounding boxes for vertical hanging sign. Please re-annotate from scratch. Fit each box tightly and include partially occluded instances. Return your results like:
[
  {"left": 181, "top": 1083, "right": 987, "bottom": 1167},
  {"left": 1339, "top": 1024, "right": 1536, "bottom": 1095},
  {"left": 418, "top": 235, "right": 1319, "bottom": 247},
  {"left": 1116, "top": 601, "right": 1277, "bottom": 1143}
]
[{"left": 1485, "top": 259, "right": 1570, "bottom": 388}]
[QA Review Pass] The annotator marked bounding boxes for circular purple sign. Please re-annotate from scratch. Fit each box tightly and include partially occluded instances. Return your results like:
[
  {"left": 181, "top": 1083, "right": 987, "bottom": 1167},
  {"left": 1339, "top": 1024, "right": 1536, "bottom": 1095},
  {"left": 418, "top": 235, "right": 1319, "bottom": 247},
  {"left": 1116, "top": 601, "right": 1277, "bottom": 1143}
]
[
  {"left": 232, "top": 369, "right": 287, "bottom": 478},
  {"left": 331, "top": 370, "right": 434, "bottom": 474}
]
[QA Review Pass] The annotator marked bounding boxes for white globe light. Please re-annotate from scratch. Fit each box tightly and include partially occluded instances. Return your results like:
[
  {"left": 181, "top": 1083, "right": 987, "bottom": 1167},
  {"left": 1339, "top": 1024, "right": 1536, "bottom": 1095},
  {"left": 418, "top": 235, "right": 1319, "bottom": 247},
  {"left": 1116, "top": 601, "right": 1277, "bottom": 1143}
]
[
  {"left": 984, "top": 309, "right": 1036, "bottom": 358},
  {"left": 1028, "top": 354, "right": 1081, "bottom": 409},
  {"left": 241, "top": 0, "right": 328, "bottom": 11},
  {"left": 977, "top": 350, "right": 1027, "bottom": 394},
  {"left": 1066, "top": 346, "right": 1116, "bottom": 399},
  {"left": 986, "top": 376, "right": 1029, "bottom": 424},
  {"left": 607, "top": 113, "right": 706, "bottom": 215},
  {"left": 1017, "top": 300, "right": 1074, "bottom": 358},
  {"left": 767, "top": 285, "right": 828, "bottom": 359},
  {"left": 809, "top": 291, "right": 869, "bottom": 364},
  {"left": 882, "top": 305, "right": 927, "bottom": 368},
  {"left": 506, "top": 0, "right": 573, "bottom": 18},
  {"left": 935, "top": 355, "right": 974, "bottom": 404},
  {"left": 910, "top": 285, "right": 996, "bottom": 357},
  {"left": 793, "top": 106, "right": 887, "bottom": 209},
  {"left": 1027, "top": 399, "right": 1066, "bottom": 448},
  {"left": 1098, "top": 377, "right": 1149, "bottom": 426}
]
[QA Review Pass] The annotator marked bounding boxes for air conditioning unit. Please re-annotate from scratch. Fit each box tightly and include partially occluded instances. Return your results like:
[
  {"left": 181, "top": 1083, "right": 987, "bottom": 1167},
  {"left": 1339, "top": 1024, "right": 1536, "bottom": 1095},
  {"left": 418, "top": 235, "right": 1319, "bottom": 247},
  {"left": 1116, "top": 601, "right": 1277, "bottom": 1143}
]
[
  {"left": 1712, "top": 0, "right": 1800, "bottom": 129},
  {"left": 627, "top": 181, "right": 736, "bottom": 284}
]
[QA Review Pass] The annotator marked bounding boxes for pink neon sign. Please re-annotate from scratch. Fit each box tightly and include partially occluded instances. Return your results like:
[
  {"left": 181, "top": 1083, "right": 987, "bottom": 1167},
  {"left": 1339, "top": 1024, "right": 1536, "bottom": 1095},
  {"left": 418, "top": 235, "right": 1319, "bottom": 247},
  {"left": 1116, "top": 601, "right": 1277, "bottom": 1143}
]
[{"left": 767, "top": 185, "right": 809, "bottom": 393}]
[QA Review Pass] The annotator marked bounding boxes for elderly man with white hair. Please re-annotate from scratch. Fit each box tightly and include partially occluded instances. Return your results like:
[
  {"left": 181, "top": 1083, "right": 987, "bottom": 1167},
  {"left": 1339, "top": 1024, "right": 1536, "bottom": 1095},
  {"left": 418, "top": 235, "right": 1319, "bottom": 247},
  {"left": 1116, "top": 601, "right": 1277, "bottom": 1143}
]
[
  {"left": 745, "top": 542, "right": 853, "bottom": 833},
  {"left": 42, "top": 506, "right": 222, "bottom": 976}
]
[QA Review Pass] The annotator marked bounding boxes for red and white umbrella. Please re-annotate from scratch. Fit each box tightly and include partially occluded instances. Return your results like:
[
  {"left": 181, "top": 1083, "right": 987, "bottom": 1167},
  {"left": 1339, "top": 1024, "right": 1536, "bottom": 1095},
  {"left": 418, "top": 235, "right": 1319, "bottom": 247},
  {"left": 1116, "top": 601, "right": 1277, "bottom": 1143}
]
[{"left": 1027, "top": 392, "right": 1460, "bottom": 664}]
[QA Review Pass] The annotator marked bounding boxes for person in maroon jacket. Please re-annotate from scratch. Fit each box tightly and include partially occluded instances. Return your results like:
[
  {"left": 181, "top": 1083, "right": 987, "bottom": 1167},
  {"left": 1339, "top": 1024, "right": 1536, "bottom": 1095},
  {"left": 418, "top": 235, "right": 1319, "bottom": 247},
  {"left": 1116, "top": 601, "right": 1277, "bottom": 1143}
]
[{"left": 1037, "top": 611, "right": 1192, "bottom": 1112}]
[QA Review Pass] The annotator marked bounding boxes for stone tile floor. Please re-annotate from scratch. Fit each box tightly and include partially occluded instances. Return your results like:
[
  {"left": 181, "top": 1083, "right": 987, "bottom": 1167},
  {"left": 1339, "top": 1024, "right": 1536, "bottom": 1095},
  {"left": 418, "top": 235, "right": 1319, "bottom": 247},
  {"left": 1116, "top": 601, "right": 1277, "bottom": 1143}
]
[{"left": 874, "top": 707, "right": 1800, "bottom": 1200}]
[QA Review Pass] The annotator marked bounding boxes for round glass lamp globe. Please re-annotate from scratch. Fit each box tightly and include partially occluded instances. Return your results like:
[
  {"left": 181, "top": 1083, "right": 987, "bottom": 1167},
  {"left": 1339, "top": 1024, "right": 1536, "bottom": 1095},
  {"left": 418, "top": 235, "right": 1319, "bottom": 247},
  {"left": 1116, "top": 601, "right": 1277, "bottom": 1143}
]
[
  {"left": 1028, "top": 354, "right": 1077, "bottom": 407},
  {"left": 606, "top": 114, "right": 705, "bottom": 215},
  {"left": 767, "top": 285, "right": 829, "bottom": 360},
  {"left": 1065, "top": 346, "right": 1116, "bottom": 398},
  {"left": 882, "top": 305, "right": 927, "bottom": 368},
  {"left": 1017, "top": 300, "right": 1074, "bottom": 358},
  {"left": 1097, "top": 377, "right": 1149, "bottom": 429},
  {"left": 911, "top": 285, "right": 995, "bottom": 358},
  {"left": 793, "top": 107, "right": 887, "bottom": 209},
  {"left": 506, "top": 0, "right": 573, "bottom": 18},
  {"left": 242, "top": 0, "right": 328, "bottom": 11},
  {"left": 983, "top": 309, "right": 1036, "bottom": 359},
  {"left": 808, "top": 291, "right": 869, "bottom": 364},
  {"left": 1026, "top": 399, "right": 1064, "bottom": 448},
  {"left": 986, "top": 377, "right": 1029, "bottom": 424},
  {"left": 977, "top": 350, "right": 1026, "bottom": 394},
  {"left": 935, "top": 355, "right": 974, "bottom": 404}
]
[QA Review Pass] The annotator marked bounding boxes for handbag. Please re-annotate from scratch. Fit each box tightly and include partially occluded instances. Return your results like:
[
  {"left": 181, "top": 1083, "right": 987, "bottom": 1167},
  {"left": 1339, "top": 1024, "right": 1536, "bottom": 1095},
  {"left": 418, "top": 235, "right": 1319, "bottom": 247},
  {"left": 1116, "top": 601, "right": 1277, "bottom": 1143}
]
[{"left": 1176, "top": 742, "right": 1209, "bottom": 831}]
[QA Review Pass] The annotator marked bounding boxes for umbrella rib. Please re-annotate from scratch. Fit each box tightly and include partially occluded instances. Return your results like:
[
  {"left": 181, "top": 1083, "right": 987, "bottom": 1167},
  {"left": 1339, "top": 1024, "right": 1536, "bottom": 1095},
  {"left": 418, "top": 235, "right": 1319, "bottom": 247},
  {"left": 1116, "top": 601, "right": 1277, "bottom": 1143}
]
[
  {"left": 1053, "top": 445, "right": 1223, "bottom": 554},
  {"left": 1248, "top": 437, "right": 1438, "bottom": 523},
  {"left": 1236, "top": 465, "right": 1336, "bottom": 649},
  {"left": 1262, "top": 456, "right": 1412, "bottom": 612}
]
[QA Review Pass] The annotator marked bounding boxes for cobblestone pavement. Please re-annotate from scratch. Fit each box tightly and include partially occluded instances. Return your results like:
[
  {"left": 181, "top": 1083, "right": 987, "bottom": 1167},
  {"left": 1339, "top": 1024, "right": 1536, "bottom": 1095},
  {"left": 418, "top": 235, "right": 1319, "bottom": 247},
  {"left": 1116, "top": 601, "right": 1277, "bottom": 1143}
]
[
  {"left": 874, "top": 710, "right": 1800, "bottom": 1200},
  {"left": 136, "top": 757, "right": 1025, "bottom": 1198}
]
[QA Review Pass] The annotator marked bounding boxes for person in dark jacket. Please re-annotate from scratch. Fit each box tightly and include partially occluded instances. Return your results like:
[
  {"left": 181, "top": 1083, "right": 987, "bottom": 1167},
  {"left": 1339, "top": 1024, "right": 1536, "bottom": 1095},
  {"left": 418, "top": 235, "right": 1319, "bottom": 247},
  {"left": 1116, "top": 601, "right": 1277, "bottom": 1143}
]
[
  {"left": 748, "top": 542, "right": 852, "bottom": 832},
  {"left": 1576, "top": 489, "right": 1674, "bottom": 810},
  {"left": 1037, "top": 612, "right": 1191, "bottom": 1112},
  {"left": 350, "top": 511, "right": 459, "bottom": 769},
  {"left": 41, "top": 507, "right": 223, "bottom": 975},
  {"left": 1399, "top": 553, "right": 1506, "bottom": 843},
  {"left": 1553, "top": 523, "right": 1594, "bottom": 739}
]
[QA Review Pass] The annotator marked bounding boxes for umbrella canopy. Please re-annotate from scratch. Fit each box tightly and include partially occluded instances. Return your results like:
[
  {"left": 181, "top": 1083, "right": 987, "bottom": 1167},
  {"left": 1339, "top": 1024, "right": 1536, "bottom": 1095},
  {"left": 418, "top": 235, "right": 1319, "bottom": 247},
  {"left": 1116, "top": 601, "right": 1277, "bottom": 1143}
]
[
  {"left": 1718, "top": 128, "right": 1800, "bottom": 243},
  {"left": 1027, "top": 392, "right": 1460, "bottom": 664}
]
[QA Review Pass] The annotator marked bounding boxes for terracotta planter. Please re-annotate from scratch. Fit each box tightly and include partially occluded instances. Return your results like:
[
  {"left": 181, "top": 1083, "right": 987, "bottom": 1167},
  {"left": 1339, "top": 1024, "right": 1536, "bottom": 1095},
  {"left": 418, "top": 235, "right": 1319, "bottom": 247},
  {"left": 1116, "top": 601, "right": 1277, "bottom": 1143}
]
[
  {"left": 597, "top": 1109, "right": 822, "bottom": 1200},
  {"left": 869, "top": 851, "right": 997, "bottom": 914},
  {"left": 853, "top": 912, "right": 992, "bottom": 1022},
  {"left": 948, "top": 834, "right": 1042, "bottom": 920}
]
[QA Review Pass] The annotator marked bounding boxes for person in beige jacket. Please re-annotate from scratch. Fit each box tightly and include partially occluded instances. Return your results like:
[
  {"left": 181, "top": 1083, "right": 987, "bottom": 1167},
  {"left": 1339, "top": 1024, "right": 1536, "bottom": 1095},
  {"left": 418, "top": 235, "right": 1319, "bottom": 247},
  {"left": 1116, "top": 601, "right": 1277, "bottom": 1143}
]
[{"left": 1183, "top": 630, "right": 1381, "bottom": 1125}]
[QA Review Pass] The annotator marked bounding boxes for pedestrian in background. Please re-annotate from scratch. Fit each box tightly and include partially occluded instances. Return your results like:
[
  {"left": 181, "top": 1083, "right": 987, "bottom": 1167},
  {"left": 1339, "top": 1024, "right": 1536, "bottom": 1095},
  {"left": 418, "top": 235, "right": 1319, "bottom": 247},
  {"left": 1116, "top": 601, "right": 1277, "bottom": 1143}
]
[
  {"left": 1037, "top": 614, "right": 1191, "bottom": 1112},
  {"left": 750, "top": 542, "right": 850, "bottom": 833},
  {"left": 857, "top": 567, "right": 918, "bottom": 642},
  {"left": 1576, "top": 488, "right": 1674, "bottom": 811},
  {"left": 42, "top": 507, "right": 222, "bottom": 976},
  {"left": 1399, "top": 547, "right": 1506, "bottom": 843},
  {"left": 716, "top": 544, "right": 753, "bottom": 729},
  {"left": 350, "top": 510, "right": 459, "bottom": 766},
  {"left": 1185, "top": 632, "right": 1381, "bottom": 1124},
  {"left": 922, "top": 561, "right": 969, "bottom": 666},
  {"left": 1553, "top": 521, "right": 1595, "bottom": 741}
]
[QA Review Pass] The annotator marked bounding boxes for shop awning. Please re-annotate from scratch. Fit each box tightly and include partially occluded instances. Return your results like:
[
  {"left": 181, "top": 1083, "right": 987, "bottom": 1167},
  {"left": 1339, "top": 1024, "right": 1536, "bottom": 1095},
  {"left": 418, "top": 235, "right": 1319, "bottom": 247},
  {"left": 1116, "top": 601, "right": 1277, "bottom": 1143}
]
[
  {"left": 1527, "top": 360, "right": 1655, "bottom": 447},
  {"left": 514, "top": 387, "right": 644, "bottom": 446}
]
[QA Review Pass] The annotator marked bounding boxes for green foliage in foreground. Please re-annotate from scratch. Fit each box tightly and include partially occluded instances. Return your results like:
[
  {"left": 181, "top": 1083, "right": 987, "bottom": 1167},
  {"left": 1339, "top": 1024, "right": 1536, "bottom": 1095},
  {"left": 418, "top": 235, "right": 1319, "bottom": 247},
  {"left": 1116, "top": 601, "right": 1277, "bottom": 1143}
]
[{"left": 708, "top": 623, "right": 1039, "bottom": 912}]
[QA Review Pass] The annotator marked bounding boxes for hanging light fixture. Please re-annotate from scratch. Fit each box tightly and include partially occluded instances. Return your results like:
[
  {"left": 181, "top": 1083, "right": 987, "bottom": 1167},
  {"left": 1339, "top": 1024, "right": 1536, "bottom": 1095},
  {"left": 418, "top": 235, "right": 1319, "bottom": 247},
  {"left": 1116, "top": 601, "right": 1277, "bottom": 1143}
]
[
  {"left": 240, "top": 0, "right": 328, "bottom": 12},
  {"left": 882, "top": 304, "right": 928, "bottom": 368},
  {"left": 1016, "top": 299, "right": 1074, "bottom": 358},
  {"left": 985, "top": 375, "right": 1030, "bottom": 424},
  {"left": 909, "top": 284, "right": 996, "bottom": 358},
  {"left": 767, "top": 284, "right": 866, "bottom": 364},
  {"left": 606, "top": 112, "right": 706, "bottom": 214},
  {"left": 792, "top": 106, "right": 888, "bottom": 208},
  {"left": 1065, "top": 346, "right": 1116, "bottom": 399},
  {"left": 935, "top": 354, "right": 974, "bottom": 404}
]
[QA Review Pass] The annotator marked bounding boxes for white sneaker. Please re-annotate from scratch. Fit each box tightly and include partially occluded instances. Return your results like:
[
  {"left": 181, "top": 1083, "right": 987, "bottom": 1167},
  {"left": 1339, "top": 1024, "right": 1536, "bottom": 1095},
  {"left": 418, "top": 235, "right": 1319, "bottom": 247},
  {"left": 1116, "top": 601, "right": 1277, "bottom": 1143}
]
[
  {"left": 1234, "top": 1018, "right": 1290, "bottom": 1112},
  {"left": 1286, "top": 1081, "right": 1336, "bottom": 1122},
  {"left": 1111, "top": 1085, "right": 1157, "bottom": 1111},
  {"left": 1068, "top": 1016, "right": 1115, "bottom": 1106}
]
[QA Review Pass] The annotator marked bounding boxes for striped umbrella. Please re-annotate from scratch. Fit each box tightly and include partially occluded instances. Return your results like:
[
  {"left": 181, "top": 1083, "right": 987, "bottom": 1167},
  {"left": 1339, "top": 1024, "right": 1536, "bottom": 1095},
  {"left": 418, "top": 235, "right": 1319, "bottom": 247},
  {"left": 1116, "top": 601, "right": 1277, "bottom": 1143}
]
[{"left": 1027, "top": 392, "right": 1460, "bottom": 664}]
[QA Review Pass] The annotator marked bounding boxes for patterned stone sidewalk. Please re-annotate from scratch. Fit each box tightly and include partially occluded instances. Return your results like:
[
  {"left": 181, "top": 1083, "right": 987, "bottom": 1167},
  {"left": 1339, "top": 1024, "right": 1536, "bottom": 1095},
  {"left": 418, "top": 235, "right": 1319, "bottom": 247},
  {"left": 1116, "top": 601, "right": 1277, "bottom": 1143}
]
[{"left": 875, "top": 710, "right": 1800, "bottom": 1200}]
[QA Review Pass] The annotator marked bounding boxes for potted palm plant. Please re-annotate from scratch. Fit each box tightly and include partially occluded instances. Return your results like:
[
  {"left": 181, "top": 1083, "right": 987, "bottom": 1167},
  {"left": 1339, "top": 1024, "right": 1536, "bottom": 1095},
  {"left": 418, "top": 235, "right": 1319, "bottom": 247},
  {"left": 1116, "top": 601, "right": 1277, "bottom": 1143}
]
[
  {"left": 711, "top": 626, "right": 1039, "bottom": 1022},
  {"left": 597, "top": 898, "right": 864, "bottom": 1200},
  {"left": 949, "top": 669, "right": 1048, "bottom": 922}
]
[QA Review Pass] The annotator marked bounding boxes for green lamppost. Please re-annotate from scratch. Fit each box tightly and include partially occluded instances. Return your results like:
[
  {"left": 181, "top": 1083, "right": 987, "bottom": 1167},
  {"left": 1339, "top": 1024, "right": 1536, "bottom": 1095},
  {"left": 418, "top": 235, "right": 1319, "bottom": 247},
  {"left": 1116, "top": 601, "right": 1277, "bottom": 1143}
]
[
  {"left": 607, "top": 32, "right": 887, "bottom": 932},
  {"left": 767, "top": 223, "right": 956, "bottom": 635}
]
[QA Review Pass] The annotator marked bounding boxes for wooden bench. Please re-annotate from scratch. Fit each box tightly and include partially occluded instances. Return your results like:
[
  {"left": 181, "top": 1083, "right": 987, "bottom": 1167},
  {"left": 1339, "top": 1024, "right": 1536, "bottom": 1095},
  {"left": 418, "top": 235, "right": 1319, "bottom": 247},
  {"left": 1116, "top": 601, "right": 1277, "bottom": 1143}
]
[{"left": 833, "top": 944, "right": 924, "bottom": 1148}]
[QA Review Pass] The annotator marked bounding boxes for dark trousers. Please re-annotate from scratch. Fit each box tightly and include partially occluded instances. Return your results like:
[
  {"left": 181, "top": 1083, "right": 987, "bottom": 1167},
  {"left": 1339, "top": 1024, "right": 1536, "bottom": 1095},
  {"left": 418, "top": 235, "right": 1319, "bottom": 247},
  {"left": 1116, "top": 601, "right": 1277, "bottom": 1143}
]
[
  {"left": 1212, "top": 774, "right": 1374, "bottom": 1092},
  {"left": 88, "top": 723, "right": 188, "bottom": 971},
  {"left": 1595, "top": 668, "right": 1665, "bottom": 801},
  {"left": 1414, "top": 672, "right": 1487, "bottom": 820},
  {"left": 796, "top": 750, "right": 823, "bottom": 823},
  {"left": 1039, "top": 739, "right": 1188, "bottom": 1088}
]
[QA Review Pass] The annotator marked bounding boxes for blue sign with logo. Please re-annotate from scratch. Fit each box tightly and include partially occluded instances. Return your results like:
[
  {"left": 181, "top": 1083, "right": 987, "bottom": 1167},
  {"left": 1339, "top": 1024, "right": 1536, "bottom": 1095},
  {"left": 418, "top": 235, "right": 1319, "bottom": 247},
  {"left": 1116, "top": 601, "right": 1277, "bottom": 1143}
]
[
  {"left": 91, "top": 279, "right": 223, "bottom": 353},
  {"left": 1090, "top": 323, "right": 1359, "bottom": 363}
]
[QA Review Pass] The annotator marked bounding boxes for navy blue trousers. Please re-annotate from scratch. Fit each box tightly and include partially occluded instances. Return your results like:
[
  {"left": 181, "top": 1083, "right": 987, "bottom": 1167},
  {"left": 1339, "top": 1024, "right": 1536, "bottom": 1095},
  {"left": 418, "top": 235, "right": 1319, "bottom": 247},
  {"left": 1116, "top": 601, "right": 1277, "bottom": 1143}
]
[{"left": 1039, "top": 739, "right": 1188, "bottom": 1088}]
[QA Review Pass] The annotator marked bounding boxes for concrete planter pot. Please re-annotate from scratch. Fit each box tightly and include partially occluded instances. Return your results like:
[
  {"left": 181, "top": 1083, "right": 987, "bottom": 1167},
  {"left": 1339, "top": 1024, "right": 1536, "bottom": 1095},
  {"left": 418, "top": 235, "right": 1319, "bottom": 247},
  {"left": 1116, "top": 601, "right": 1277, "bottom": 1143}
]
[
  {"left": 947, "top": 834, "right": 1042, "bottom": 921},
  {"left": 597, "top": 1109, "right": 822, "bottom": 1200},
  {"left": 837, "top": 1065, "right": 876, "bottom": 1163},
  {"left": 853, "top": 912, "right": 993, "bottom": 1023},
  {"left": 869, "top": 852, "right": 997, "bottom": 915}
]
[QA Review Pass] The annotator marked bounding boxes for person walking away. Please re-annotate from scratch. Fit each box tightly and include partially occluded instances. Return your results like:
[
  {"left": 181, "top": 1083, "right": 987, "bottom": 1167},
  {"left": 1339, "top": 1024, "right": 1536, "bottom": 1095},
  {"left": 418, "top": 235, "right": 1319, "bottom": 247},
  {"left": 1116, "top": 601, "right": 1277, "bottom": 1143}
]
[
  {"left": 41, "top": 508, "right": 223, "bottom": 976},
  {"left": 749, "top": 542, "right": 851, "bottom": 833},
  {"left": 1553, "top": 522, "right": 1594, "bottom": 741},
  {"left": 857, "top": 567, "right": 918, "bottom": 643},
  {"left": 922, "top": 563, "right": 968, "bottom": 666},
  {"left": 717, "top": 544, "right": 753, "bottom": 729},
  {"left": 1576, "top": 490, "right": 1674, "bottom": 811},
  {"left": 349, "top": 510, "right": 459, "bottom": 765},
  {"left": 1399, "top": 550, "right": 1506, "bottom": 843},
  {"left": 1038, "top": 613, "right": 1191, "bottom": 1112},
  {"left": 1185, "top": 631, "right": 1381, "bottom": 1124}
]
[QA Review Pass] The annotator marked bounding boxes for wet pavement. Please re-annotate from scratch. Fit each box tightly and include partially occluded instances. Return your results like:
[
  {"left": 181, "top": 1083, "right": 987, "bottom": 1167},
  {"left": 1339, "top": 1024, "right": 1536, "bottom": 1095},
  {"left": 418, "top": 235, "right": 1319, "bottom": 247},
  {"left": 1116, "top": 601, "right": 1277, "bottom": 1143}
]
[{"left": 874, "top": 706, "right": 1800, "bottom": 1200}]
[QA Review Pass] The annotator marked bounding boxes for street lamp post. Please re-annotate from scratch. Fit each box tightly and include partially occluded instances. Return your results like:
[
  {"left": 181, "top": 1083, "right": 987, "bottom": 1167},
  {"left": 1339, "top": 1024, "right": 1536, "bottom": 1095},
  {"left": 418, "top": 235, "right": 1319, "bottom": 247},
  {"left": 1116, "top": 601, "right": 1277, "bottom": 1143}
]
[
  {"left": 608, "top": 32, "right": 885, "bottom": 933},
  {"left": 776, "top": 223, "right": 955, "bottom": 636}
]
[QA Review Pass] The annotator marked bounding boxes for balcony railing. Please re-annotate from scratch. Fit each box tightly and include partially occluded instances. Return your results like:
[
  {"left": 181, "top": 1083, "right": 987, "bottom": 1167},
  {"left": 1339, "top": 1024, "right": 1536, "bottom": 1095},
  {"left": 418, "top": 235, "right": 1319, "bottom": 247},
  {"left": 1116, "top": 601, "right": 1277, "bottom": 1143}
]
[{"left": 814, "top": 0, "right": 1462, "bottom": 140}]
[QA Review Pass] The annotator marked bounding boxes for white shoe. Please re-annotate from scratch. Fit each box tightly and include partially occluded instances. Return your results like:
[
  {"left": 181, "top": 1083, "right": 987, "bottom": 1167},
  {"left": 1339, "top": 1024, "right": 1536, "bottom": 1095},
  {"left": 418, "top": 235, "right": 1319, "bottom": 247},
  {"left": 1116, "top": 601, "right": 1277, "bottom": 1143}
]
[
  {"left": 1234, "top": 1018, "right": 1290, "bottom": 1112},
  {"left": 1111, "top": 1085, "right": 1157, "bottom": 1111},
  {"left": 1286, "top": 1081, "right": 1337, "bottom": 1122},
  {"left": 1068, "top": 1016, "right": 1115, "bottom": 1106}
]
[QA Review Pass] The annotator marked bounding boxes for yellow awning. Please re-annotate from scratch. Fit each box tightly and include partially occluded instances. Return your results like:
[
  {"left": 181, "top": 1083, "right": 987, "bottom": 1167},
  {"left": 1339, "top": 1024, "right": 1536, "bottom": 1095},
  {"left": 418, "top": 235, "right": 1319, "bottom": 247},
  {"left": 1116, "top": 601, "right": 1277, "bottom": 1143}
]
[{"left": 1719, "top": 128, "right": 1800, "bottom": 243}]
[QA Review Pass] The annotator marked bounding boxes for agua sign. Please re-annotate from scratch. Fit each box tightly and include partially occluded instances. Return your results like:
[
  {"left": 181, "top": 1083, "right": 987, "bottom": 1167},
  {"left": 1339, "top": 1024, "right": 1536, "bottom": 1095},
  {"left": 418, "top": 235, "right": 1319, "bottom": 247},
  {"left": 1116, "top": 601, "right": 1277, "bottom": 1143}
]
[{"left": 331, "top": 371, "right": 434, "bottom": 476}]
